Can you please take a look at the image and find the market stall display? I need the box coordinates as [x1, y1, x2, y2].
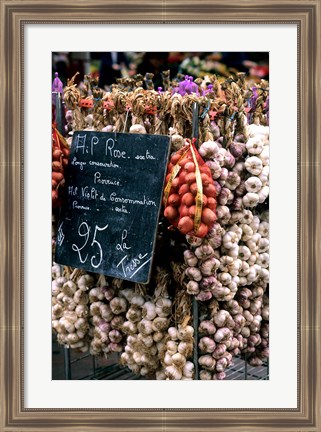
[52, 69, 269, 380]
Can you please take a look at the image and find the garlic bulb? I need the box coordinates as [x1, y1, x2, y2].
[129, 124, 146, 134]
[142, 301, 157, 320]
[137, 319, 154, 335]
[130, 295, 145, 307]
[77, 274, 94, 291]
[184, 250, 198, 267]
[244, 176, 262, 193]
[171, 352, 186, 368]
[177, 341, 193, 357]
[110, 297, 128, 315]
[245, 156, 263, 175]
[258, 185, 269, 203]
[185, 267, 203, 282]
[156, 369, 167, 380]
[259, 146, 269, 165]
[258, 221, 269, 237]
[223, 231, 239, 249]
[200, 370, 212, 380]
[155, 297, 172, 317]
[126, 305, 142, 323]
[62, 280, 77, 297]
[199, 140, 219, 159]
[152, 317, 169, 332]
[243, 192, 260, 208]
[170, 133, 185, 151]
[186, 280, 200, 295]
[165, 365, 183, 380]
[183, 361, 195, 379]
[198, 337, 216, 353]
[177, 325, 194, 341]
[195, 244, 215, 260]
[225, 172, 241, 190]
[246, 137, 264, 155]
[168, 327, 179, 340]
[198, 355, 216, 371]
[166, 340, 178, 355]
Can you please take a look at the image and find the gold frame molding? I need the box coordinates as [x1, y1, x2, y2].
[1, 1, 320, 431]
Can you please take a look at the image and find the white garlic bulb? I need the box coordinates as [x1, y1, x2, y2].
[165, 365, 183, 380]
[258, 185, 269, 203]
[259, 146, 269, 165]
[244, 176, 263, 193]
[246, 137, 264, 155]
[245, 156, 263, 175]
[243, 192, 260, 208]
[222, 231, 239, 249]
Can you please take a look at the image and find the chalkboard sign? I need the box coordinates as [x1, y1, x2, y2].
[55, 131, 171, 283]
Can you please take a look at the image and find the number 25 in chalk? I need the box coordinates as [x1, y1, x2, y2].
[72, 222, 109, 268]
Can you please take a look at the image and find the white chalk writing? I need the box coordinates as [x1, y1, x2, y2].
[89, 160, 120, 169]
[57, 222, 65, 246]
[116, 230, 131, 253]
[94, 172, 120, 186]
[105, 138, 127, 159]
[71, 157, 87, 170]
[74, 134, 87, 154]
[110, 193, 156, 207]
[72, 201, 90, 210]
[135, 150, 156, 160]
[116, 253, 150, 279]
[72, 221, 109, 268]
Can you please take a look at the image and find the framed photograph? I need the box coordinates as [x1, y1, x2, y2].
[1, 0, 320, 431]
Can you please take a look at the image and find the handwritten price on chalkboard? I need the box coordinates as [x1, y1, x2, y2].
[72, 222, 108, 268]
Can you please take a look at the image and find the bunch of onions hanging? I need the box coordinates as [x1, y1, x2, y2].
[51, 125, 70, 209]
[162, 139, 217, 238]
